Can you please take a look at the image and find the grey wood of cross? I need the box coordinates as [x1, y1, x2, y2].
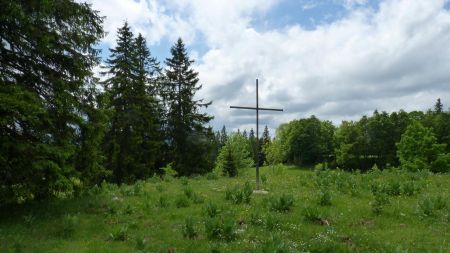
[230, 78, 283, 191]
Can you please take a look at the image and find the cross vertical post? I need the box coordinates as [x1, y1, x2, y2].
[230, 78, 283, 191]
[256, 79, 259, 190]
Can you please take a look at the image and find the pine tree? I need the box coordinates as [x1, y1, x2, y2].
[261, 125, 271, 164]
[249, 129, 258, 165]
[163, 38, 214, 175]
[0, 0, 104, 203]
[220, 125, 228, 147]
[103, 23, 163, 183]
[242, 130, 248, 139]
[435, 98, 443, 114]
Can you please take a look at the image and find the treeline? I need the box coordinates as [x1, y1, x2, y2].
[265, 99, 450, 172]
[0, 1, 215, 204]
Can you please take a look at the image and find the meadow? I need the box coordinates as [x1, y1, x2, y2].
[0, 165, 449, 253]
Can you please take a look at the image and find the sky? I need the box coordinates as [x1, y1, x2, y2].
[84, 0, 450, 135]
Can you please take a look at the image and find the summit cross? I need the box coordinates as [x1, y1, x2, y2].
[230, 78, 283, 191]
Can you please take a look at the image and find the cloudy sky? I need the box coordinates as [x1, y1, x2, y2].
[85, 0, 450, 134]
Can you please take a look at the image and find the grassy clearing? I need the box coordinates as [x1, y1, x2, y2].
[0, 165, 449, 252]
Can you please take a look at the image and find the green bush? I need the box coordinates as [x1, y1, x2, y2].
[268, 194, 294, 212]
[302, 206, 323, 223]
[264, 214, 281, 230]
[109, 225, 128, 241]
[157, 195, 170, 208]
[225, 182, 252, 204]
[371, 189, 390, 215]
[60, 214, 78, 238]
[204, 202, 219, 218]
[256, 234, 290, 253]
[182, 217, 197, 239]
[215, 133, 254, 177]
[318, 189, 332, 206]
[204, 216, 237, 242]
[175, 194, 191, 208]
[249, 212, 264, 226]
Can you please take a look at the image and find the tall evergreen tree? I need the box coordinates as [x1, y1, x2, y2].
[103, 23, 163, 183]
[0, 0, 104, 203]
[220, 125, 228, 147]
[163, 38, 214, 175]
[435, 98, 443, 114]
[261, 125, 271, 164]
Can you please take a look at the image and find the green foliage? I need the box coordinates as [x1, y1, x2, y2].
[60, 214, 78, 238]
[263, 139, 285, 166]
[397, 121, 450, 172]
[0, 0, 105, 204]
[371, 185, 391, 215]
[215, 133, 254, 177]
[264, 214, 282, 230]
[225, 182, 253, 204]
[182, 217, 197, 239]
[204, 202, 219, 218]
[157, 195, 170, 208]
[256, 235, 291, 253]
[103, 23, 164, 183]
[318, 189, 332, 206]
[416, 195, 448, 218]
[268, 194, 295, 212]
[109, 225, 128, 241]
[277, 116, 335, 166]
[204, 216, 237, 242]
[162, 38, 214, 176]
[302, 206, 323, 223]
[175, 194, 191, 208]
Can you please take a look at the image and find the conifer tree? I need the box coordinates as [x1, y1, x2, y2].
[0, 0, 104, 203]
[220, 125, 228, 147]
[163, 38, 214, 175]
[103, 23, 163, 183]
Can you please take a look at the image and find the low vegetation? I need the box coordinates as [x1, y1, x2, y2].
[1, 165, 448, 252]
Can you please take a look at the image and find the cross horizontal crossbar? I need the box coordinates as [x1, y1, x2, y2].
[230, 106, 283, 112]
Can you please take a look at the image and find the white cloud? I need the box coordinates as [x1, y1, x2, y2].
[85, 0, 450, 134]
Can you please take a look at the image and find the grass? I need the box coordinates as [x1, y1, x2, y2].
[0, 165, 449, 252]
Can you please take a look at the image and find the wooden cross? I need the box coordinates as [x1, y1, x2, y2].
[230, 78, 283, 190]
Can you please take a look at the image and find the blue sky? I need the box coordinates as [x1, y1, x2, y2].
[89, 0, 450, 134]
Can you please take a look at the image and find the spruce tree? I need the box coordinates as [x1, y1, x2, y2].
[220, 125, 228, 147]
[103, 23, 163, 183]
[0, 0, 104, 203]
[163, 38, 214, 175]
[435, 98, 443, 114]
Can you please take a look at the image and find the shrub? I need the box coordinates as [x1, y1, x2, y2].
[175, 195, 190, 208]
[268, 194, 294, 212]
[417, 195, 448, 218]
[183, 187, 194, 199]
[180, 177, 189, 185]
[204, 202, 219, 218]
[302, 206, 323, 223]
[417, 196, 435, 217]
[257, 235, 290, 253]
[60, 214, 78, 238]
[225, 182, 252, 204]
[264, 214, 281, 230]
[249, 212, 264, 226]
[157, 195, 169, 208]
[318, 189, 332, 206]
[135, 236, 147, 251]
[204, 216, 237, 242]
[182, 217, 197, 239]
[371, 190, 390, 215]
[215, 133, 254, 177]
[261, 174, 268, 185]
[109, 225, 128, 241]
